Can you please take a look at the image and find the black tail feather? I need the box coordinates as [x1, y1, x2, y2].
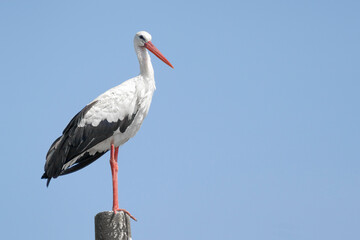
[41, 173, 52, 187]
[42, 151, 106, 186]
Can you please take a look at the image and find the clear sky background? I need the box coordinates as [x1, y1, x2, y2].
[1, 1, 359, 239]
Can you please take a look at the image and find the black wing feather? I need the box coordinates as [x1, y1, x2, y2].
[60, 151, 107, 176]
[42, 100, 137, 186]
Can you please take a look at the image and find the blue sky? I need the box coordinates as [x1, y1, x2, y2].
[1, 0, 359, 239]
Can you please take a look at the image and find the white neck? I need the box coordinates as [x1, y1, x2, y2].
[135, 45, 154, 78]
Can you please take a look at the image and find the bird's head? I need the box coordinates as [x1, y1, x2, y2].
[135, 31, 152, 47]
[134, 31, 174, 69]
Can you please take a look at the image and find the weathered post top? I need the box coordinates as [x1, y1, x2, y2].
[95, 211, 132, 240]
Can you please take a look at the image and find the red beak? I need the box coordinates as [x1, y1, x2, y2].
[144, 41, 174, 69]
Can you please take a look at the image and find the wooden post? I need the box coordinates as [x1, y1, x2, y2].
[95, 211, 132, 240]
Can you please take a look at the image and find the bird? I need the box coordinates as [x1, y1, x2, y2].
[42, 31, 173, 221]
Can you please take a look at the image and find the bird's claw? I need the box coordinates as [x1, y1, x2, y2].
[114, 208, 137, 221]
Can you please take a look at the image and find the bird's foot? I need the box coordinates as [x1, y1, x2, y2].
[113, 208, 137, 221]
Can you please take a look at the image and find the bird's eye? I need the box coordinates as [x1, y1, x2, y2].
[139, 35, 145, 41]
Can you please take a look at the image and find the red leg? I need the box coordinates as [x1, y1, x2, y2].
[110, 144, 119, 212]
[110, 144, 137, 221]
[114, 146, 119, 162]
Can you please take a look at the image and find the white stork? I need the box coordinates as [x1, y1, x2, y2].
[42, 31, 173, 220]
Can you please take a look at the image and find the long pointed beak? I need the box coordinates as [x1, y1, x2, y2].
[144, 41, 174, 69]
